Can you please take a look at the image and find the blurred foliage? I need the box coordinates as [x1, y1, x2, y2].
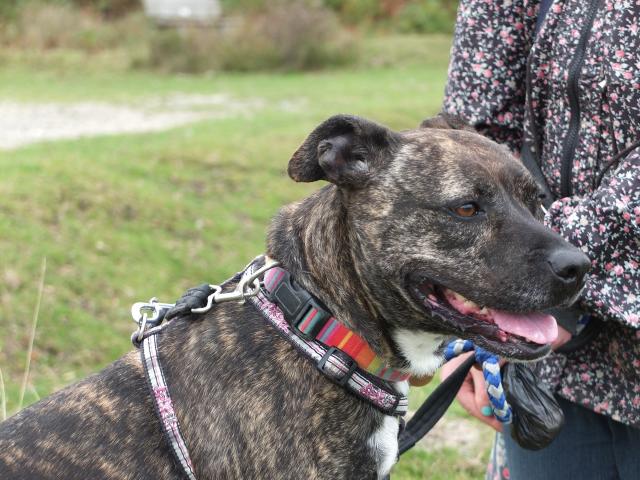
[0, 0, 140, 20]
[1, 1, 357, 72]
[324, 0, 457, 32]
[0, 0, 27, 21]
[393, 0, 456, 34]
[1, 0, 458, 30]
[222, 0, 458, 32]
[71, 0, 141, 19]
[325, 0, 382, 24]
[0, 0, 457, 70]
[0, 3, 148, 51]
[0, 0, 457, 71]
[143, 3, 356, 73]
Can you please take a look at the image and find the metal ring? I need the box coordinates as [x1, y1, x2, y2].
[242, 278, 261, 299]
[136, 312, 148, 342]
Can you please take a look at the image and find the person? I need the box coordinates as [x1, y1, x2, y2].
[440, 1, 640, 478]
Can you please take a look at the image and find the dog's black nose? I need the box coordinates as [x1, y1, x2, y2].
[548, 249, 590, 287]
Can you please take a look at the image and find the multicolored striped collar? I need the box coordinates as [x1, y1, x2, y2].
[263, 266, 411, 383]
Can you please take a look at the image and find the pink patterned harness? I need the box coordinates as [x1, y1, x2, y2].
[135, 258, 408, 480]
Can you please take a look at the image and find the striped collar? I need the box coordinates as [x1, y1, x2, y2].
[263, 266, 410, 383]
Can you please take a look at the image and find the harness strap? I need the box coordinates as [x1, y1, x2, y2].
[141, 334, 197, 480]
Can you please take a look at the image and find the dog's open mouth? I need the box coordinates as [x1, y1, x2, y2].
[409, 278, 557, 360]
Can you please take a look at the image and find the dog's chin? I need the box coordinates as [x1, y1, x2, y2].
[407, 277, 555, 361]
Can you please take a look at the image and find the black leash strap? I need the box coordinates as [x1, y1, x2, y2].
[398, 354, 476, 455]
[164, 283, 214, 321]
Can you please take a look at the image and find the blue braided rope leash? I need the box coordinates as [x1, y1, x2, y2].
[443, 339, 512, 423]
[397, 338, 512, 458]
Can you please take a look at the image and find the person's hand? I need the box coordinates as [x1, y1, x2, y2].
[440, 352, 503, 432]
[441, 327, 570, 432]
[552, 325, 572, 350]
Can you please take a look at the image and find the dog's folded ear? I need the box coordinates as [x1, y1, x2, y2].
[288, 115, 400, 187]
[420, 113, 476, 132]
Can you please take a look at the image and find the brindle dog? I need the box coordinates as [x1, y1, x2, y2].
[0, 114, 589, 479]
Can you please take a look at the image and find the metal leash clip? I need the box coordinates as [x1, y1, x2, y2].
[129, 260, 281, 345]
[131, 297, 175, 343]
[192, 261, 280, 314]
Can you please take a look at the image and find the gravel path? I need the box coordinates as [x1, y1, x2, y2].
[0, 94, 283, 150]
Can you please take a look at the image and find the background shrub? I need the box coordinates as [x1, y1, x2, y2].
[7, 3, 98, 49]
[0, 0, 456, 72]
[393, 0, 456, 34]
[220, 0, 456, 32]
[144, 28, 219, 73]
[70, 0, 142, 19]
[2, 2, 147, 51]
[0, 0, 141, 21]
[219, 0, 269, 12]
[145, 2, 356, 73]
[0, 0, 26, 21]
[326, 0, 382, 24]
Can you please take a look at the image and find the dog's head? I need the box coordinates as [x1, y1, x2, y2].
[286, 114, 589, 370]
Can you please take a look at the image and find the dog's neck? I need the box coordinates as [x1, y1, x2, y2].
[267, 185, 392, 359]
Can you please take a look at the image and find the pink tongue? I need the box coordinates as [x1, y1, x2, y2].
[490, 310, 558, 345]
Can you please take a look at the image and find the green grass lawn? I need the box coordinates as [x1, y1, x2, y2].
[0, 34, 489, 479]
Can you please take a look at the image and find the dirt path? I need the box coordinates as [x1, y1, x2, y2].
[0, 93, 294, 150]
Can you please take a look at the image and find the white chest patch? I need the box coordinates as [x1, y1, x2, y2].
[368, 414, 400, 478]
[393, 329, 445, 377]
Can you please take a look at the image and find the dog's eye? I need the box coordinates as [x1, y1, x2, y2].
[454, 202, 480, 217]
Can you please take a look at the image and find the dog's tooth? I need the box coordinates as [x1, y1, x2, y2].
[453, 291, 466, 301]
[448, 289, 481, 311]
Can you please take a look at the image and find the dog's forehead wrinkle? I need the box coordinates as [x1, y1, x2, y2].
[496, 166, 538, 202]
[388, 139, 514, 205]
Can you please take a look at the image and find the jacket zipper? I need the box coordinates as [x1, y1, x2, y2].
[559, 0, 601, 197]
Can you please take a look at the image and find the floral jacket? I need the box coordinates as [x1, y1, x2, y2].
[443, 0, 640, 427]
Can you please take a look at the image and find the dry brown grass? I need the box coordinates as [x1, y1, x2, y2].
[17, 257, 46, 411]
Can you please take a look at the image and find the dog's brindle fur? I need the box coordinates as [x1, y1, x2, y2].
[0, 115, 587, 479]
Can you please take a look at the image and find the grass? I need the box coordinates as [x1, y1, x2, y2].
[0, 34, 489, 479]
[394, 448, 487, 480]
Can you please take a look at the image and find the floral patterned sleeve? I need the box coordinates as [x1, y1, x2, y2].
[442, 0, 538, 154]
[544, 151, 640, 328]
